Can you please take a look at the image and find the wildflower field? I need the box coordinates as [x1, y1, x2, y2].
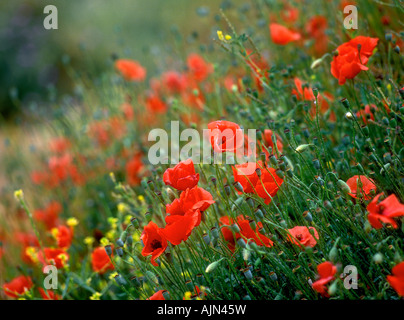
[1, 0, 404, 303]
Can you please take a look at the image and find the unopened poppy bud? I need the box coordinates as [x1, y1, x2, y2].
[210, 227, 219, 239]
[390, 118, 397, 128]
[224, 184, 231, 195]
[202, 233, 210, 245]
[394, 45, 400, 54]
[269, 271, 278, 281]
[249, 220, 256, 230]
[114, 274, 127, 286]
[131, 217, 139, 229]
[130, 276, 141, 287]
[373, 253, 383, 264]
[237, 238, 247, 248]
[231, 223, 240, 233]
[242, 248, 251, 261]
[255, 167, 262, 177]
[115, 247, 124, 257]
[116, 239, 124, 247]
[329, 247, 338, 263]
[246, 197, 254, 207]
[275, 169, 284, 179]
[345, 112, 354, 120]
[312, 87, 319, 98]
[296, 144, 310, 153]
[234, 182, 244, 193]
[185, 280, 194, 292]
[105, 245, 113, 256]
[243, 267, 253, 280]
[337, 179, 351, 195]
[162, 290, 170, 300]
[255, 208, 264, 219]
[303, 211, 313, 222]
[312, 158, 320, 170]
[147, 180, 155, 191]
[126, 235, 133, 246]
[341, 98, 350, 109]
[120, 230, 128, 243]
[328, 281, 338, 296]
[385, 33, 392, 42]
[145, 212, 152, 223]
[166, 188, 177, 202]
[324, 200, 333, 210]
[269, 154, 277, 166]
[310, 58, 323, 69]
[205, 258, 224, 273]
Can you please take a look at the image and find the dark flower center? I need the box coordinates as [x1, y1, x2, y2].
[150, 239, 162, 251]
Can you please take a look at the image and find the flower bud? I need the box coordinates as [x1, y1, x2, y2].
[104, 244, 113, 256]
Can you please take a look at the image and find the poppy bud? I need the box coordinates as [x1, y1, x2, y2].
[296, 144, 310, 153]
[303, 211, 312, 222]
[115, 247, 124, 257]
[243, 267, 253, 280]
[126, 235, 133, 246]
[249, 220, 256, 230]
[237, 238, 247, 248]
[205, 258, 224, 273]
[114, 274, 127, 286]
[345, 112, 355, 120]
[131, 217, 140, 229]
[116, 239, 124, 247]
[246, 197, 254, 208]
[269, 154, 277, 166]
[224, 185, 231, 196]
[310, 58, 323, 69]
[105, 244, 113, 256]
[145, 212, 152, 223]
[211, 227, 219, 239]
[166, 188, 177, 202]
[329, 247, 338, 263]
[243, 295, 252, 300]
[385, 33, 392, 42]
[231, 223, 240, 233]
[185, 280, 194, 292]
[340, 98, 350, 110]
[255, 167, 262, 177]
[312, 158, 320, 170]
[130, 276, 141, 287]
[234, 182, 244, 193]
[269, 271, 278, 281]
[324, 200, 333, 210]
[373, 253, 383, 264]
[162, 290, 170, 300]
[255, 208, 264, 220]
[337, 179, 351, 195]
[394, 45, 400, 54]
[275, 169, 284, 179]
[328, 281, 338, 296]
[147, 180, 155, 191]
[120, 231, 128, 243]
[202, 233, 210, 245]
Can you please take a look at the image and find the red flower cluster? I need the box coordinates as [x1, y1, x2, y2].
[142, 159, 214, 265]
[312, 261, 337, 297]
[233, 161, 283, 204]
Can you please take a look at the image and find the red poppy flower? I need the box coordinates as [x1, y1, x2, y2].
[161, 210, 200, 245]
[306, 16, 327, 38]
[233, 162, 261, 193]
[281, 6, 299, 23]
[91, 246, 114, 274]
[53, 225, 73, 249]
[148, 290, 166, 300]
[38, 248, 69, 269]
[312, 261, 337, 297]
[162, 71, 187, 94]
[208, 120, 244, 153]
[346, 175, 376, 200]
[287, 226, 319, 248]
[187, 54, 213, 82]
[3, 275, 33, 298]
[387, 262, 404, 296]
[141, 221, 168, 266]
[146, 94, 167, 113]
[237, 217, 274, 248]
[253, 166, 284, 204]
[166, 186, 215, 220]
[356, 104, 376, 124]
[269, 23, 301, 45]
[126, 153, 145, 186]
[38, 288, 61, 300]
[163, 159, 199, 191]
[367, 193, 404, 229]
[34, 201, 62, 230]
[115, 59, 146, 81]
[49, 137, 71, 154]
[292, 77, 315, 101]
[245, 49, 270, 92]
[261, 129, 283, 154]
[331, 36, 379, 85]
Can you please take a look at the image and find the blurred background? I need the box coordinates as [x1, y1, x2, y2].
[0, 0, 246, 120]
